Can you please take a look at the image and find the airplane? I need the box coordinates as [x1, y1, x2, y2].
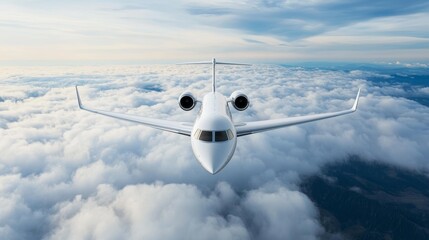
[75, 58, 360, 174]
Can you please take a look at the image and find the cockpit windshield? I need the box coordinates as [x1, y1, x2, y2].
[215, 131, 228, 141]
[194, 129, 234, 142]
[199, 130, 212, 142]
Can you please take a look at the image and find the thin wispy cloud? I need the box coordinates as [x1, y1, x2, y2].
[0, 0, 428, 64]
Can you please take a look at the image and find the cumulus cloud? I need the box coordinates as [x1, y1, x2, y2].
[0, 64, 428, 239]
[45, 182, 320, 240]
[47, 183, 249, 240]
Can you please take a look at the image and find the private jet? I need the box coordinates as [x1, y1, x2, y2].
[75, 58, 360, 174]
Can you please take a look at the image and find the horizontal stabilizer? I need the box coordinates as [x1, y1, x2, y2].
[176, 61, 212, 65]
[177, 61, 251, 66]
[177, 58, 251, 93]
[216, 62, 251, 66]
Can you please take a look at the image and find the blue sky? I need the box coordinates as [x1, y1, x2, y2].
[0, 0, 429, 65]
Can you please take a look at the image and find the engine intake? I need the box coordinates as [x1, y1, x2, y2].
[230, 91, 249, 111]
[179, 92, 196, 111]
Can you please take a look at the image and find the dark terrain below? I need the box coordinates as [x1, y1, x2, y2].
[300, 158, 429, 240]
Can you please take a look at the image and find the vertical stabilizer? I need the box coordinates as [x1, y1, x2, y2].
[212, 58, 216, 92]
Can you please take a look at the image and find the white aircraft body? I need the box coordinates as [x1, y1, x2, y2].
[76, 58, 360, 174]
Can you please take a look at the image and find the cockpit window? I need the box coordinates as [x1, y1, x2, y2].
[194, 129, 201, 138]
[227, 129, 234, 140]
[195, 129, 234, 142]
[215, 131, 228, 142]
[199, 130, 212, 142]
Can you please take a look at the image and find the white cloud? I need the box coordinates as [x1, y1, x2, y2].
[0, 64, 428, 239]
[45, 182, 321, 240]
[242, 187, 322, 240]
[46, 182, 252, 240]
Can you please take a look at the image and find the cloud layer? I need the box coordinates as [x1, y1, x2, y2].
[0, 64, 428, 239]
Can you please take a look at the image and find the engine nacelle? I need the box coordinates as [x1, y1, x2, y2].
[230, 91, 249, 111]
[179, 91, 197, 111]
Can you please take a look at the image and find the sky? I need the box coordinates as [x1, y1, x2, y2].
[1, 0, 429, 65]
[0, 64, 428, 239]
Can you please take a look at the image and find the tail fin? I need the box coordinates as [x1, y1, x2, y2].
[177, 58, 250, 92]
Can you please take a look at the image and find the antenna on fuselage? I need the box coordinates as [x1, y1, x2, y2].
[177, 58, 251, 93]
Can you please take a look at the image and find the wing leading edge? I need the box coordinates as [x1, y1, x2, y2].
[236, 89, 361, 137]
[75, 86, 193, 136]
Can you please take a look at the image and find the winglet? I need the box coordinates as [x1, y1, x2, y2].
[351, 88, 361, 111]
[75, 85, 83, 109]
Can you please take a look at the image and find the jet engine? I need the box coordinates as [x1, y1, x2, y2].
[179, 91, 197, 111]
[230, 91, 249, 111]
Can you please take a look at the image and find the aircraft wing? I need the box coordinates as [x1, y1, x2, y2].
[75, 86, 193, 136]
[235, 89, 361, 137]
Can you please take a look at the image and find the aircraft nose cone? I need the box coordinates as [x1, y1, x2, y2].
[203, 155, 227, 175]
[198, 145, 230, 174]
[192, 141, 236, 174]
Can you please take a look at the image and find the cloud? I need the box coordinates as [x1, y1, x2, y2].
[46, 183, 250, 240]
[45, 182, 321, 240]
[186, 0, 429, 40]
[0, 64, 428, 239]
[241, 186, 322, 239]
[1, 1, 429, 64]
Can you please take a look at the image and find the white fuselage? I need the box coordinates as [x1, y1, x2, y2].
[191, 92, 237, 174]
